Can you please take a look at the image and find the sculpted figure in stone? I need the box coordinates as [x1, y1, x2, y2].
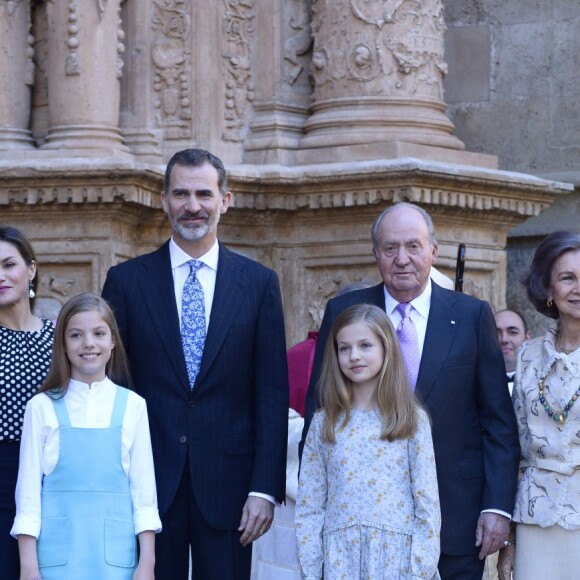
[310, 0, 447, 100]
[222, 0, 255, 141]
[151, 0, 192, 137]
[284, 0, 313, 85]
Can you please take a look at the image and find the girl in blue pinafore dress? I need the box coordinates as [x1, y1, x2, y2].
[12, 293, 161, 580]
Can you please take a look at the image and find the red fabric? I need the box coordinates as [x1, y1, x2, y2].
[287, 331, 319, 417]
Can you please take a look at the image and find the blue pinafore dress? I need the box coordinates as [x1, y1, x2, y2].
[37, 387, 137, 579]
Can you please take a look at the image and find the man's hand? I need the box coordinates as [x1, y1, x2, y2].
[475, 512, 510, 559]
[497, 543, 515, 580]
[238, 496, 274, 547]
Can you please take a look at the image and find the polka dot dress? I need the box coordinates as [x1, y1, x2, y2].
[0, 319, 54, 441]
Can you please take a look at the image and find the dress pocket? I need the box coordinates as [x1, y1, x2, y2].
[104, 518, 137, 568]
[38, 516, 70, 568]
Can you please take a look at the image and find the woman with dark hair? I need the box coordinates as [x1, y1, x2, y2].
[0, 226, 55, 578]
[499, 231, 580, 579]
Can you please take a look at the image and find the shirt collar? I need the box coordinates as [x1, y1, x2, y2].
[68, 376, 113, 391]
[384, 278, 432, 320]
[169, 238, 219, 272]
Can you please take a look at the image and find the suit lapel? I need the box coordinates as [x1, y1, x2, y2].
[416, 283, 460, 403]
[194, 245, 247, 387]
[136, 242, 190, 390]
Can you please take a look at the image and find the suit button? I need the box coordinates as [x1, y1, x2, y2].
[179, 436, 187, 444]
[188, 400, 195, 407]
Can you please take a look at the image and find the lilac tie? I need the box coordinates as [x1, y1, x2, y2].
[181, 260, 206, 389]
[395, 302, 420, 389]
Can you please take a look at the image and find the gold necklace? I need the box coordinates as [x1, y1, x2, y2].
[555, 330, 580, 355]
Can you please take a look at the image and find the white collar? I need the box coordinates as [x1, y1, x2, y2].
[169, 238, 219, 272]
[384, 278, 432, 320]
[68, 376, 113, 392]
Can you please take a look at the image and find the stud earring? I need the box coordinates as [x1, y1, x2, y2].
[29, 281, 35, 299]
[547, 298, 553, 308]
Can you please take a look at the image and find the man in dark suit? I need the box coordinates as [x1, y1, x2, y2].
[102, 148, 289, 579]
[302, 202, 520, 580]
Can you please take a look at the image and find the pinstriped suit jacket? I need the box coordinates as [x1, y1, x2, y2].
[102, 241, 288, 529]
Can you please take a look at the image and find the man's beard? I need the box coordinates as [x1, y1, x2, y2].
[169, 211, 216, 241]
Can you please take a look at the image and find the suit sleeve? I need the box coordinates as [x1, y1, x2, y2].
[476, 301, 521, 514]
[102, 265, 129, 353]
[300, 298, 336, 460]
[251, 270, 289, 502]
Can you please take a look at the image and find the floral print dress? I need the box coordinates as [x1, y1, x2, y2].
[296, 408, 440, 580]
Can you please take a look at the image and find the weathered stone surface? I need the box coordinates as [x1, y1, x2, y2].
[0, 1, 575, 343]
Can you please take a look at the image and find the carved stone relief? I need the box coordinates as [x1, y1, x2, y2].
[283, 0, 312, 86]
[310, 0, 447, 101]
[151, 0, 192, 139]
[65, 0, 80, 76]
[307, 267, 378, 330]
[33, 265, 86, 319]
[222, 0, 255, 142]
[116, 2, 125, 79]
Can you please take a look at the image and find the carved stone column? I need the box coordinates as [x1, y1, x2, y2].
[243, 0, 312, 164]
[0, 0, 35, 150]
[119, 0, 163, 162]
[41, 0, 128, 152]
[298, 0, 465, 163]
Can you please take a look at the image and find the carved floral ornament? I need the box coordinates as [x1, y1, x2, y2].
[310, 0, 447, 99]
[222, 0, 255, 142]
[151, 0, 192, 139]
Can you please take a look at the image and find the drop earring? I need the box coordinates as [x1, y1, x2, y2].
[547, 298, 553, 308]
[29, 281, 35, 299]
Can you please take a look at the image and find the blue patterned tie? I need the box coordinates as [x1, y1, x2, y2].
[181, 260, 206, 389]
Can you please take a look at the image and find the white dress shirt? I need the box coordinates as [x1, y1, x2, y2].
[168, 238, 275, 506]
[11, 377, 162, 538]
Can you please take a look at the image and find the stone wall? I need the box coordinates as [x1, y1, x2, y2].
[444, 1, 580, 335]
[0, 0, 573, 344]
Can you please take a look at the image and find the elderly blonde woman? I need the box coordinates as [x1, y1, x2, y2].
[499, 231, 580, 579]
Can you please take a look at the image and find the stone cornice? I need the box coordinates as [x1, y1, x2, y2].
[0, 159, 164, 209]
[0, 157, 572, 221]
[227, 158, 573, 218]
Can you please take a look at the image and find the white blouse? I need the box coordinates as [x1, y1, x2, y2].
[11, 377, 162, 538]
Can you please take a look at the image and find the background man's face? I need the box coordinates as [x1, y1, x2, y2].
[494, 310, 529, 373]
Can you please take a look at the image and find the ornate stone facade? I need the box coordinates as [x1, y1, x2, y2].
[0, 1, 572, 343]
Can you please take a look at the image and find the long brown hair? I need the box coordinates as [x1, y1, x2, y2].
[40, 293, 132, 397]
[319, 304, 419, 442]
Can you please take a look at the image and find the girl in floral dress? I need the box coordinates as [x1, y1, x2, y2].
[296, 304, 440, 579]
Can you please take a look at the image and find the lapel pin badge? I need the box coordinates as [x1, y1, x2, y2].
[451, 320, 456, 325]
